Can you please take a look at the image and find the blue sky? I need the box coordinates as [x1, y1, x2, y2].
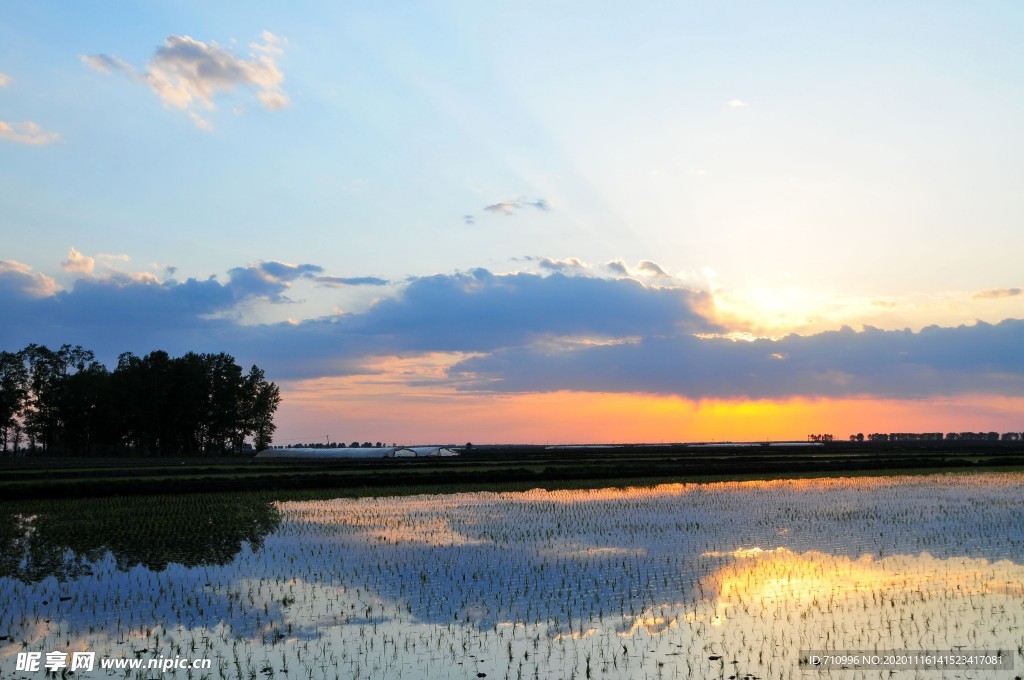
[3, 2, 1023, 442]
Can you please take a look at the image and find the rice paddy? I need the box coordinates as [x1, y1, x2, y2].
[2, 472, 1023, 679]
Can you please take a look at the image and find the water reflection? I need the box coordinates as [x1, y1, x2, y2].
[0, 493, 280, 581]
[1, 473, 1023, 679]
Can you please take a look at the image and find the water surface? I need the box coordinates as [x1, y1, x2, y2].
[2, 473, 1022, 678]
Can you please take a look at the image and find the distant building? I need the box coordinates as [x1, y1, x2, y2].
[255, 445, 459, 459]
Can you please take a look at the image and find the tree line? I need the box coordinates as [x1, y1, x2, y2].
[849, 431, 1023, 442]
[0, 344, 280, 456]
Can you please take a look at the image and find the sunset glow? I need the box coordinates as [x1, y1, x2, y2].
[278, 374, 1024, 444]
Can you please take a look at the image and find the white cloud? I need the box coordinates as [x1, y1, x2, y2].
[83, 31, 289, 129]
[0, 73, 11, 87]
[251, 30, 286, 56]
[188, 111, 213, 132]
[256, 89, 290, 111]
[0, 120, 59, 145]
[483, 201, 519, 215]
[605, 260, 629, 276]
[80, 54, 134, 75]
[98, 252, 131, 265]
[61, 247, 95, 274]
[726, 99, 748, 108]
[638, 260, 670, 278]
[537, 257, 588, 273]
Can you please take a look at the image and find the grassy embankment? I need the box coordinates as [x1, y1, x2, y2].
[2, 440, 1023, 500]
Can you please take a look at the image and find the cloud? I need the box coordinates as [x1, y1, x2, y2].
[188, 111, 213, 132]
[58, 248, 158, 279]
[0, 120, 59, 145]
[61, 247, 95, 274]
[6, 256, 1024, 403]
[973, 287, 1022, 300]
[1, 259, 719, 378]
[638, 260, 670, 278]
[256, 90, 289, 111]
[596, 260, 673, 280]
[351, 269, 715, 352]
[452, 321, 1024, 399]
[726, 99, 748, 108]
[481, 196, 549, 216]
[0, 266, 240, 359]
[83, 31, 288, 129]
[483, 201, 519, 215]
[226, 261, 322, 302]
[0, 73, 11, 87]
[80, 54, 134, 75]
[537, 257, 588, 274]
[314, 275, 389, 288]
[605, 260, 629, 276]
[0, 260, 58, 298]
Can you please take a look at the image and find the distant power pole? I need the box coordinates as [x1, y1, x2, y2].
[326, 435, 330, 446]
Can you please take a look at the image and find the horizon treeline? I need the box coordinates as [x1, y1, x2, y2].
[0, 344, 280, 456]
[848, 431, 1023, 442]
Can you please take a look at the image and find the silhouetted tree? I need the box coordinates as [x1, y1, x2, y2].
[0, 344, 280, 456]
[0, 351, 29, 453]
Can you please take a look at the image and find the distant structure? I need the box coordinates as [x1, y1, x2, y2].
[255, 446, 459, 459]
[407, 446, 458, 457]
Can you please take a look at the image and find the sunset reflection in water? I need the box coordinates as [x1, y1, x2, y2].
[2, 473, 1022, 679]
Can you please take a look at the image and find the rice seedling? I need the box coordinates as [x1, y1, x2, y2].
[1, 472, 1022, 678]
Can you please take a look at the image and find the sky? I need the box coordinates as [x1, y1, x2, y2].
[2, 1, 1024, 444]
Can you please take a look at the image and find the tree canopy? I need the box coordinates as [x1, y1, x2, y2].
[0, 344, 280, 456]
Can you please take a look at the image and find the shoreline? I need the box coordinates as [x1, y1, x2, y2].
[2, 441, 1023, 501]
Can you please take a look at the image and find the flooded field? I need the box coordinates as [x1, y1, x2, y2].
[2, 472, 1023, 678]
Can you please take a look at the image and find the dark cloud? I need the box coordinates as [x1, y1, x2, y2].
[973, 287, 1022, 300]
[5, 259, 1024, 401]
[226, 261, 322, 301]
[0, 263, 716, 380]
[314, 275, 389, 288]
[451, 321, 1024, 399]
[0, 272, 236, 363]
[345, 269, 716, 352]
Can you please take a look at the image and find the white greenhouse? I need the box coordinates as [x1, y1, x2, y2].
[256, 446, 460, 459]
[256, 447, 412, 459]
[407, 446, 459, 457]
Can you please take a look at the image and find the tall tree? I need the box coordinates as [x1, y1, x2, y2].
[244, 365, 280, 452]
[0, 351, 29, 453]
